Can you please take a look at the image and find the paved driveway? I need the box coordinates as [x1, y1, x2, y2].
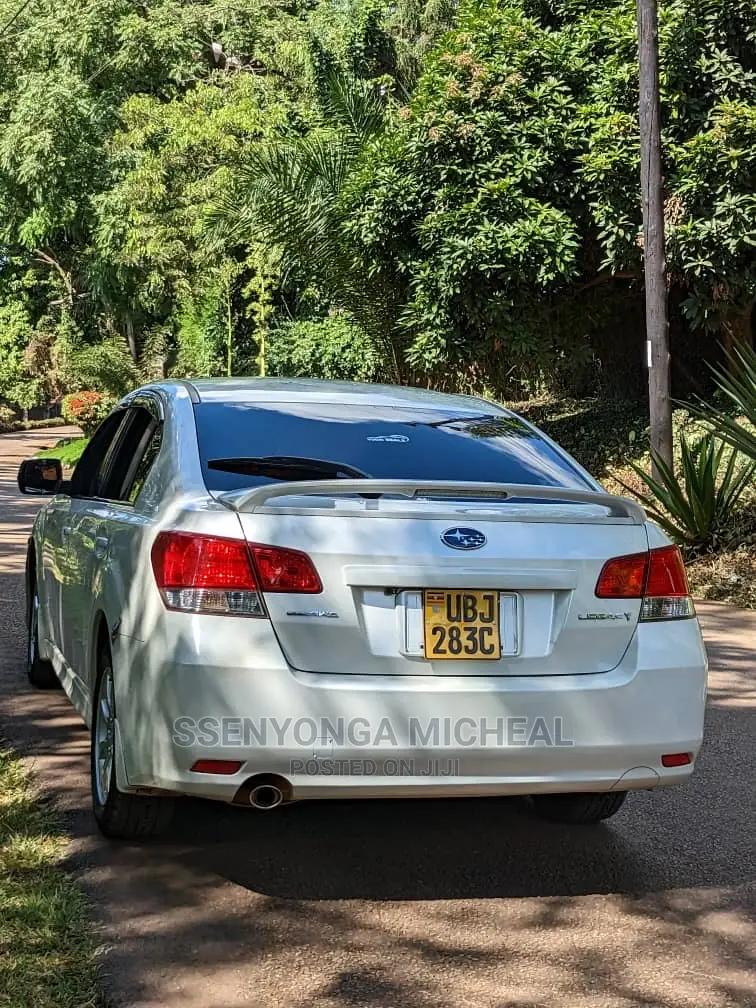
[1, 429, 754, 1008]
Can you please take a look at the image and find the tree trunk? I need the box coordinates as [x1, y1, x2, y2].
[722, 300, 755, 366]
[637, 0, 672, 478]
[124, 317, 138, 362]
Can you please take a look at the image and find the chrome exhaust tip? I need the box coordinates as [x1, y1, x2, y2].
[233, 773, 291, 809]
[249, 783, 284, 810]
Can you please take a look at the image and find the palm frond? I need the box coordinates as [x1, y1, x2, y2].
[204, 71, 404, 378]
[687, 340, 756, 462]
[319, 72, 387, 141]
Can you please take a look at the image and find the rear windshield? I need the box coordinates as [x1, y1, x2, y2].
[193, 402, 592, 493]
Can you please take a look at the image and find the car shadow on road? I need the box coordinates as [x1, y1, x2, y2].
[59, 778, 755, 1008]
[160, 793, 657, 900]
[156, 719, 753, 902]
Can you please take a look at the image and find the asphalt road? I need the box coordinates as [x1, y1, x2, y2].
[1, 428, 754, 1008]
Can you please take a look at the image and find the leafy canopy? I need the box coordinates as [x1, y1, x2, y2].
[344, 0, 756, 383]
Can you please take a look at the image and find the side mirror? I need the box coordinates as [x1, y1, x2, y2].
[17, 458, 64, 495]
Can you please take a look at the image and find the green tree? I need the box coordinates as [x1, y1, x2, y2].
[52, 315, 139, 398]
[344, 0, 756, 388]
[0, 302, 40, 408]
[213, 72, 405, 377]
[0, 0, 317, 376]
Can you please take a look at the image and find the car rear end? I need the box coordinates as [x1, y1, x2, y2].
[121, 387, 707, 806]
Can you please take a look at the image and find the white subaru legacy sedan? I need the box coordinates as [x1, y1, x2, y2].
[19, 379, 707, 839]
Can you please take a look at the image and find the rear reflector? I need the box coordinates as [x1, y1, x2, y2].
[661, 753, 691, 768]
[596, 545, 694, 620]
[151, 532, 321, 616]
[190, 759, 243, 775]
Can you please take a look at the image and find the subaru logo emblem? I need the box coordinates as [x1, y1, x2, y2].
[441, 527, 487, 550]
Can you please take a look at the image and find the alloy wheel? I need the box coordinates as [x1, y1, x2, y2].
[94, 666, 116, 806]
[28, 593, 39, 667]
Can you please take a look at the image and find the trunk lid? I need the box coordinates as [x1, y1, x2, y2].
[220, 481, 648, 677]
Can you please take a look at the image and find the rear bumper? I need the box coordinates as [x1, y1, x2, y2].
[116, 617, 708, 802]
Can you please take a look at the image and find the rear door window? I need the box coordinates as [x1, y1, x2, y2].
[192, 402, 591, 492]
[99, 407, 160, 503]
[126, 425, 163, 504]
[70, 410, 130, 498]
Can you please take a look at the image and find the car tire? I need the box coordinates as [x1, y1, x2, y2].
[91, 643, 175, 840]
[530, 791, 627, 824]
[26, 559, 59, 690]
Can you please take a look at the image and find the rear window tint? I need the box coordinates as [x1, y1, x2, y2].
[192, 401, 592, 493]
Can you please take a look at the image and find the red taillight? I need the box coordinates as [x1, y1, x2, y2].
[152, 532, 256, 591]
[645, 545, 689, 597]
[249, 543, 322, 594]
[595, 552, 648, 598]
[596, 545, 694, 620]
[151, 532, 322, 615]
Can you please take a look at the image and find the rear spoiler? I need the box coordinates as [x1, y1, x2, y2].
[217, 480, 646, 524]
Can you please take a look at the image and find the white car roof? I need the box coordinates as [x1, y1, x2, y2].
[177, 378, 509, 414]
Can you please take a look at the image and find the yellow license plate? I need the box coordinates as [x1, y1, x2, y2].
[423, 590, 501, 660]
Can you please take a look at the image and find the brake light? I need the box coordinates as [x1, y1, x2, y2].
[641, 545, 694, 620]
[644, 545, 689, 596]
[596, 545, 694, 620]
[151, 531, 263, 616]
[151, 532, 321, 616]
[153, 533, 256, 590]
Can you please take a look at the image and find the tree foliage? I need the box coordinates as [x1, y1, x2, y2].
[344, 0, 756, 388]
[0, 0, 753, 407]
[267, 314, 383, 381]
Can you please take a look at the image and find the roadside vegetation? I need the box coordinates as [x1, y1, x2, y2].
[0, 407, 68, 435]
[0, 0, 753, 402]
[0, 749, 100, 1008]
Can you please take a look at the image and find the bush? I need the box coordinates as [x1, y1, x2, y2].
[61, 391, 116, 436]
[53, 319, 139, 399]
[14, 418, 69, 432]
[267, 315, 384, 383]
[0, 404, 17, 432]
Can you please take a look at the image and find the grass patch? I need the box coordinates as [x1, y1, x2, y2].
[0, 749, 101, 1008]
[34, 437, 89, 468]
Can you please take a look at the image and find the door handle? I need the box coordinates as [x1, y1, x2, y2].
[94, 536, 110, 558]
[61, 525, 73, 540]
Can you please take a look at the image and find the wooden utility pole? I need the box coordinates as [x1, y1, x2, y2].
[637, 0, 672, 476]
